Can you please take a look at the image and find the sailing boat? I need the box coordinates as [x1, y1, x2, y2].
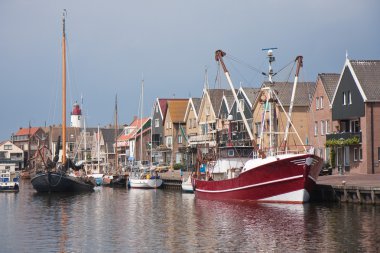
[129, 79, 163, 189]
[103, 95, 127, 187]
[193, 50, 323, 203]
[31, 11, 95, 193]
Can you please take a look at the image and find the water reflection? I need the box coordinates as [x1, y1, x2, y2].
[0, 180, 379, 252]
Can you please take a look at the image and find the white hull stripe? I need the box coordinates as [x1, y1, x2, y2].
[261, 189, 310, 203]
[196, 175, 303, 193]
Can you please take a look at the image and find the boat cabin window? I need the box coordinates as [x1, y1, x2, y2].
[228, 150, 234, 157]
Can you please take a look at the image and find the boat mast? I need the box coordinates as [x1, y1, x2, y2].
[82, 95, 87, 160]
[215, 50, 255, 143]
[62, 10, 67, 165]
[97, 124, 100, 172]
[267, 49, 276, 156]
[283, 56, 303, 152]
[115, 94, 119, 172]
[140, 79, 144, 162]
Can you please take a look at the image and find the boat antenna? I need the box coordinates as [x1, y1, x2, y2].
[261, 47, 277, 84]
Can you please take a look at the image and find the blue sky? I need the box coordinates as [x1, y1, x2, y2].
[1, 0, 379, 140]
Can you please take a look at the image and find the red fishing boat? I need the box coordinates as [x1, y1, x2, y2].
[193, 50, 323, 203]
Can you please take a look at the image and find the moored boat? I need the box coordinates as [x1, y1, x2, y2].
[0, 163, 20, 193]
[129, 168, 163, 189]
[181, 175, 194, 193]
[31, 11, 95, 193]
[193, 50, 323, 203]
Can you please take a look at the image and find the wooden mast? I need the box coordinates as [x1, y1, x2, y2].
[115, 94, 119, 173]
[62, 10, 67, 165]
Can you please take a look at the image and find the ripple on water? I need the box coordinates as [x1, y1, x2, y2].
[1, 180, 380, 252]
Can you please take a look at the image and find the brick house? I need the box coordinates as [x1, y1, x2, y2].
[328, 59, 380, 174]
[308, 73, 340, 164]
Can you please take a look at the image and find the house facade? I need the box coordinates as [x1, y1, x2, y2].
[308, 73, 340, 165]
[12, 127, 48, 167]
[328, 59, 380, 174]
[0, 141, 24, 170]
[184, 97, 201, 168]
[162, 99, 188, 167]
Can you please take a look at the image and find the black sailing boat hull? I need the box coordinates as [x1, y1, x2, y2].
[31, 172, 94, 193]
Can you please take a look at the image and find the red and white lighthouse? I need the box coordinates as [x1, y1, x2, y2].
[70, 102, 83, 128]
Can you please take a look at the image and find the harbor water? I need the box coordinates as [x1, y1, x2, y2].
[1, 179, 380, 252]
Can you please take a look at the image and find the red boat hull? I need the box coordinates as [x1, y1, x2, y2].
[194, 154, 323, 203]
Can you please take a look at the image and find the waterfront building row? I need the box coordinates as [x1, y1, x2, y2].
[3, 57, 380, 174]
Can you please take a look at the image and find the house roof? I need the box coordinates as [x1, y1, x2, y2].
[192, 98, 201, 115]
[101, 128, 123, 153]
[158, 99, 168, 119]
[318, 73, 340, 102]
[207, 89, 227, 113]
[118, 118, 150, 142]
[350, 60, 380, 101]
[49, 127, 82, 142]
[241, 87, 261, 106]
[14, 127, 41, 136]
[167, 100, 189, 123]
[263, 81, 315, 106]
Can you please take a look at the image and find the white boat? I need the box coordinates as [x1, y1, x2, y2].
[181, 175, 193, 193]
[0, 163, 20, 192]
[128, 79, 163, 189]
[129, 170, 163, 189]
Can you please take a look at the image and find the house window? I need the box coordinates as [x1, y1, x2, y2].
[155, 119, 159, 128]
[320, 96, 324, 109]
[155, 106, 158, 113]
[178, 135, 182, 144]
[378, 147, 380, 161]
[348, 91, 352, 105]
[319, 148, 324, 159]
[255, 122, 261, 137]
[320, 121, 325, 136]
[316, 97, 319, 110]
[343, 92, 347, 105]
[325, 147, 330, 163]
[359, 147, 363, 161]
[206, 106, 210, 116]
[201, 124, 208, 135]
[350, 120, 360, 133]
[166, 136, 172, 148]
[325, 120, 330, 134]
[227, 149, 234, 157]
[169, 122, 172, 129]
[354, 148, 358, 161]
[4, 145, 12, 150]
[238, 99, 245, 113]
[192, 118, 196, 129]
[314, 121, 318, 136]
